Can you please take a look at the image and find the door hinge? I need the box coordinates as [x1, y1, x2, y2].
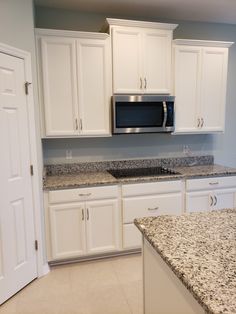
[35, 240, 38, 251]
[30, 165, 34, 176]
[24, 81, 32, 95]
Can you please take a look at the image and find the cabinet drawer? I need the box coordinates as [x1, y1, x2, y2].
[123, 193, 182, 223]
[186, 176, 236, 191]
[49, 185, 118, 204]
[122, 180, 182, 197]
[123, 224, 142, 249]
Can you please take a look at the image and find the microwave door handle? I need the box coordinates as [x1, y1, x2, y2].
[162, 101, 167, 128]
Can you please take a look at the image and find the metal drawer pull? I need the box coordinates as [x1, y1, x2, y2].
[75, 118, 78, 130]
[201, 118, 204, 128]
[209, 182, 219, 185]
[87, 208, 89, 220]
[79, 193, 92, 197]
[197, 118, 201, 128]
[82, 209, 84, 221]
[210, 195, 214, 206]
[148, 206, 159, 211]
[214, 196, 217, 206]
[144, 77, 147, 89]
[140, 78, 143, 89]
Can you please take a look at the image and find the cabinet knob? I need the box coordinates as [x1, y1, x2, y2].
[80, 119, 83, 131]
[87, 208, 89, 220]
[148, 206, 159, 211]
[209, 182, 219, 186]
[82, 209, 84, 221]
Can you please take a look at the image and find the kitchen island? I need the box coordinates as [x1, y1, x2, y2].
[135, 209, 236, 314]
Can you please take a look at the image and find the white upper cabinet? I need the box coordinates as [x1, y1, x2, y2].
[36, 29, 112, 138]
[104, 19, 178, 94]
[173, 39, 233, 134]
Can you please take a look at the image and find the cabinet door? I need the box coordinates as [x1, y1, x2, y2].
[77, 38, 111, 136]
[200, 47, 228, 132]
[174, 46, 202, 133]
[41, 37, 78, 136]
[112, 28, 142, 94]
[86, 199, 120, 254]
[49, 203, 86, 260]
[143, 30, 172, 94]
[186, 191, 210, 213]
[212, 188, 236, 210]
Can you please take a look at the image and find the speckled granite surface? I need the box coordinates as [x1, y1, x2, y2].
[134, 209, 236, 314]
[43, 163, 236, 190]
[172, 164, 236, 178]
[44, 171, 117, 190]
[45, 155, 214, 175]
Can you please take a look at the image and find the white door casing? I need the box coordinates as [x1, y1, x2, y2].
[0, 52, 37, 304]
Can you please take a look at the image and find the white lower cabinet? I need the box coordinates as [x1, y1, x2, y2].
[45, 186, 120, 261]
[122, 180, 183, 249]
[186, 176, 236, 213]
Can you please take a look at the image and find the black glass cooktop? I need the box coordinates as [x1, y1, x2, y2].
[108, 167, 180, 179]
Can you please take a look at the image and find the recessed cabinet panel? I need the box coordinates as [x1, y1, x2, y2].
[112, 28, 142, 94]
[186, 191, 210, 213]
[174, 46, 201, 132]
[41, 37, 78, 136]
[77, 39, 110, 135]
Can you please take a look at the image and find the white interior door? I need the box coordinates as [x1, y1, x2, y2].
[0, 52, 37, 304]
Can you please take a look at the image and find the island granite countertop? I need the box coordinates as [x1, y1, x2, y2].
[43, 163, 236, 190]
[134, 209, 236, 314]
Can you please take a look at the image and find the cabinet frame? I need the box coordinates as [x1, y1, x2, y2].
[104, 18, 178, 95]
[36, 28, 112, 138]
[173, 39, 233, 134]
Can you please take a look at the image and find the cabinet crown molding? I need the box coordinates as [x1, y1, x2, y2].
[101, 18, 178, 32]
[35, 28, 110, 40]
[173, 39, 234, 48]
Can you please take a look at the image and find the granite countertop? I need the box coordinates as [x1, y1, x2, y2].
[43, 163, 236, 190]
[134, 209, 236, 314]
[172, 164, 236, 178]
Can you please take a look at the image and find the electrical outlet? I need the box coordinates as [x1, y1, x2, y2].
[66, 149, 72, 160]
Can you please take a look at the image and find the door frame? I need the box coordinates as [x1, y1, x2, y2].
[0, 42, 48, 277]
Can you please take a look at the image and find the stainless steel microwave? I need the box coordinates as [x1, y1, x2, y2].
[112, 95, 175, 134]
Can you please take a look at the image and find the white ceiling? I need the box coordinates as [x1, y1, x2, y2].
[34, 0, 236, 24]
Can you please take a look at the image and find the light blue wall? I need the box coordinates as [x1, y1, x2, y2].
[35, 6, 236, 167]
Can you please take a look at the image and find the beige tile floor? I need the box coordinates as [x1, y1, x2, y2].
[0, 254, 143, 314]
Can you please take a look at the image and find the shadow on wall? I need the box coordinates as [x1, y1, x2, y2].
[43, 133, 214, 164]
